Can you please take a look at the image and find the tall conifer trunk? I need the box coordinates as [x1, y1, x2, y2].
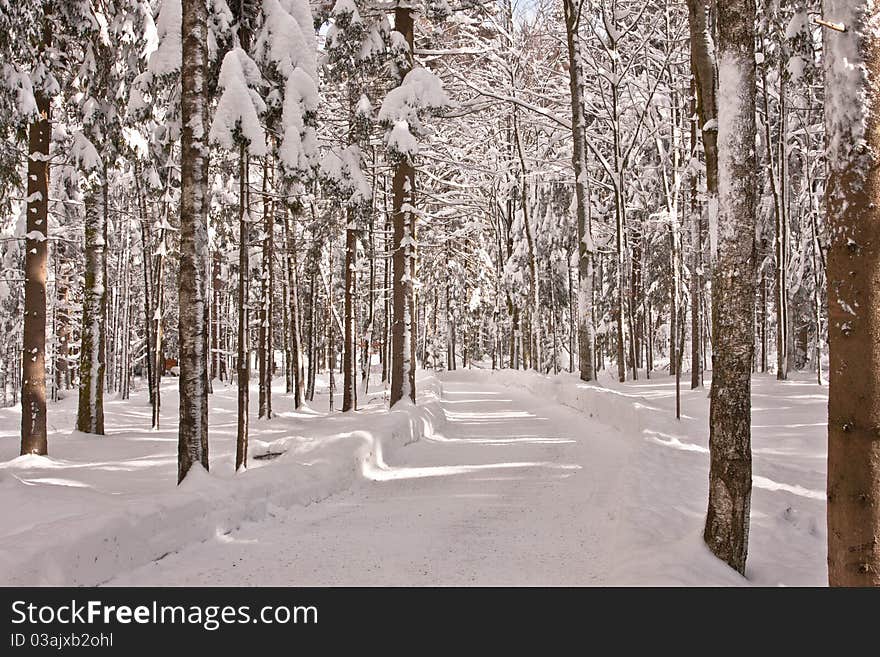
[390, 5, 416, 406]
[703, 0, 757, 574]
[825, 0, 880, 586]
[76, 178, 108, 435]
[20, 14, 51, 454]
[178, 0, 210, 483]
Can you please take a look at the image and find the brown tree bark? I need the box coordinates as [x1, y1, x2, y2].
[703, 0, 757, 575]
[686, 0, 717, 391]
[151, 216, 166, 430]
[759, 41, 788, 381]
[689, 89, 703, 389]
[825, 0, 880, 586]
[177, 0, 211, 483]
[54, 257, 71, 394]
[211, 250, 222, 381]
[76, 178, 107, 435]
[20, 50, 51, 455]
[777, 58, 790, 380]
[342, 213, 358, 411]
[327, 231, 336, 411]
[389, 5, 417, 406]
[362, 154, 378, 394]
[286, 208, 305, 408]
[236, 143, 250, 471]
[686, 0, 718, 199]
[134, 164, 155, 405]
[258, 154, 274, 419]
[306, 265, 316, 401]
[119, 215, 132, 400]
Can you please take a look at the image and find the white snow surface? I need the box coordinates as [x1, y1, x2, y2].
[0, 369, 827, 586]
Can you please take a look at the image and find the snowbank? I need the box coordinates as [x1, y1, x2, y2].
[0, 375, 446, 586]
[460, 368, 665, 438]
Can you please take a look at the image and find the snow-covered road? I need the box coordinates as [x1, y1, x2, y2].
[108, 373, 632, 586]
[0, 366, 826, 586]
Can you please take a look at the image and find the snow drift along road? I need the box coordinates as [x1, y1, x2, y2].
[0, 376, 445, 586]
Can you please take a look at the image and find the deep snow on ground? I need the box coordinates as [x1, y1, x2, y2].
[0, 367, 827, 586]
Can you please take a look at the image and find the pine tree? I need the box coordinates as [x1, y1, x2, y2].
[380, 2, 449, 406]
[258, 0, 320, 414]
[211, 7, 267, 469]
[323, 0, 383, 413]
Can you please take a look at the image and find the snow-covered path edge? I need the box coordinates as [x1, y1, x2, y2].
[0, 378, 446, 587]
[452, 367, 828, 586]
[455, 368, 669, 438]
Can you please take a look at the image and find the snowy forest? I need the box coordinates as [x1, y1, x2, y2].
[0, 0, 877, 588]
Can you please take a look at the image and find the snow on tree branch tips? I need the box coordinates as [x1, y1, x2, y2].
[379, 67, 450, 160]
[210, 48, 267, 156]
[279, 68, 320, 178]
[2, 65, 37, 119]
[71, 131, 102, 172]
[148, 0, 181, 76]
[257, 0, 318, 82]
[320, 145, 371, 209]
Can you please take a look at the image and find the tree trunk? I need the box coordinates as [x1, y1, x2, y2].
[760, 248, 768, 372]
[20, 59, 51, 455]
[327, 232, 336, 412]
[686, 0, 717, 388]
[119, 215, 132, 400]
[512, 118, 541, 372]
[389, 6, 417, 407]
[806, 156, 824, 384]
[363, 155, 377, 393]
[381, 204, 390, 384]
[759, 41, 788, 381]
[446, 245, 455, 371]
[55, 256, 71, 394]
[703, 0, 757, 575]
[825, 0, 880, 586]
[631, 226, 643, 374]
[306, 266, 316, 401]
[76, 177, 107, 435]
[134, 165, 155, 405]
[777, 61, 790, 380]
[236, 143, 249, 470]
[689, 88, 703, 389]
[686, 0, 719, 252]
[211, 250, 222, 381]
[614, 189, 626, 383]
[258, 154, 273, 418]
[563, 0, 595, 382]
[151, 218, 166, 430]
[177, 0, 210, 483]
[342, 213, 357, 411]
[287, 208, 305, 408]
